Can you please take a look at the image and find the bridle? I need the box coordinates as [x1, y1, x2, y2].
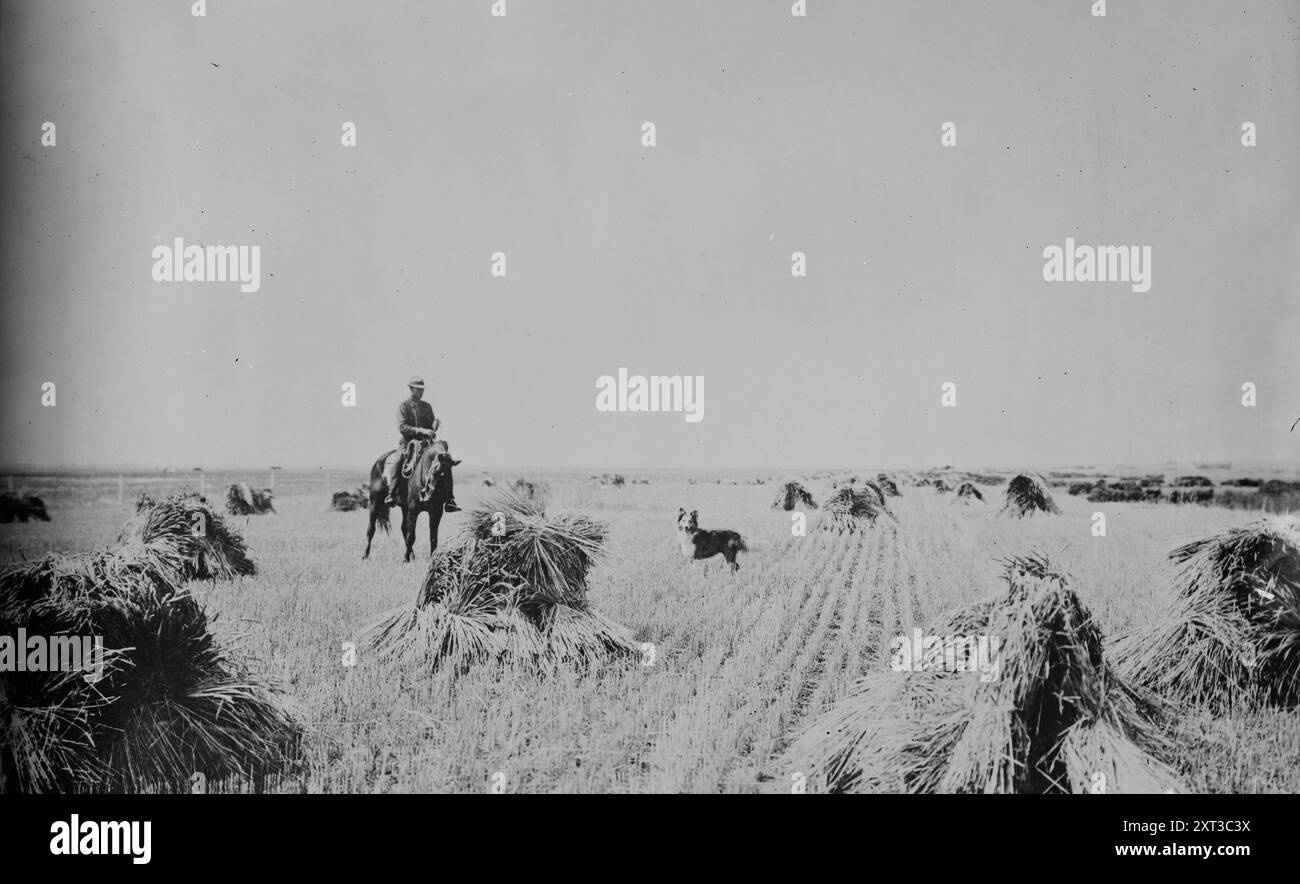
[417, 441, 451, 503]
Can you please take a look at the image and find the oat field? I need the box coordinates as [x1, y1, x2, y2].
[3, 468, 1298, 793]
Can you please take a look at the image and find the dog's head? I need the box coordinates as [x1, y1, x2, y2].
[677, 508, 700, 532]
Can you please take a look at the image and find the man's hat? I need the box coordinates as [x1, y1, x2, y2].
[407, 375, 426, 390]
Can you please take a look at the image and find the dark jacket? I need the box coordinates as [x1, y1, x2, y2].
[397, 397, 437, 443]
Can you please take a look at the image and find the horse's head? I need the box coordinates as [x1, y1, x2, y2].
[418, 440, 461, 503]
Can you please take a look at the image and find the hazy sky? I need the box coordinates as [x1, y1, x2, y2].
[1, 0, 1297, 470]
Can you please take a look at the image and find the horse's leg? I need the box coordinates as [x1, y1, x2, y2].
[404, 510, 416, 563]
[401, 505, 415, 563]
[428, 506, 444, 557]
[364, 508, 376, 559]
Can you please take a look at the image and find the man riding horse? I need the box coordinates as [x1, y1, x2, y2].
[382, 375, 460, 512]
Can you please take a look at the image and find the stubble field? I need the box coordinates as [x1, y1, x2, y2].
[3, 468, 1298, 793]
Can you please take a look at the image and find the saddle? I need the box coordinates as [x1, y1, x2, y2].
[396, 438, 453, 501]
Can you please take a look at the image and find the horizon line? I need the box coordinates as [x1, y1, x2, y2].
[0, 459, 1291, 476]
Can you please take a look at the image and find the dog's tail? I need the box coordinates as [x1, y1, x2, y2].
[734, 535, 749, 552]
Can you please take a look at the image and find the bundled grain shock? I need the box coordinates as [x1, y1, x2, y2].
[1000, 474, 1060, 517]
[784, 554, 1179, 794]
[932, 479, 952, 494]
[0, 492, 50, 523]
[955, 482, 984, 502]
[125, 491, 255, 580]
[512, 478, 550, 504]
[331, 486, 368, 512]
[1168, 488, 1214, 505]
[0, 526, 297, 793]
[1088, 482, 1145, 503]
[363, 490, 638, 670]
[1112, 516, 1300, 712]
[876, 474, 901, 498]
[818, 485, 894, 533]
[772, 481, 817, 511]
[225, 483, 275, 516]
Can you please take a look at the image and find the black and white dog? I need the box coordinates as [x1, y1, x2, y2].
[677, 508, 748, 572]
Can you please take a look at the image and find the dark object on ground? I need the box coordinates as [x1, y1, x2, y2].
[331, 487, 368, 512]
[0, 493, 49, 523]
[513, 478, 549, 502]
[1169, 488, 1215, 505]
[1087, 481, 1144, 503]
[963, 473, 1007, 486]
[1001, 475, 1060, 517]
[225, 483, 275, 515]
[772, 482, 817, 511]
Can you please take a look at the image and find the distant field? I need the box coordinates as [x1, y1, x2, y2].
[3, 467, 1298, 793]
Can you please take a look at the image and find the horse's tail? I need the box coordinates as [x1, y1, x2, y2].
[369, 454, 393, 533]
[371, 498, 391, 532]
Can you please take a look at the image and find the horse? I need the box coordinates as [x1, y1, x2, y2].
[363, 439, 461, 562]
